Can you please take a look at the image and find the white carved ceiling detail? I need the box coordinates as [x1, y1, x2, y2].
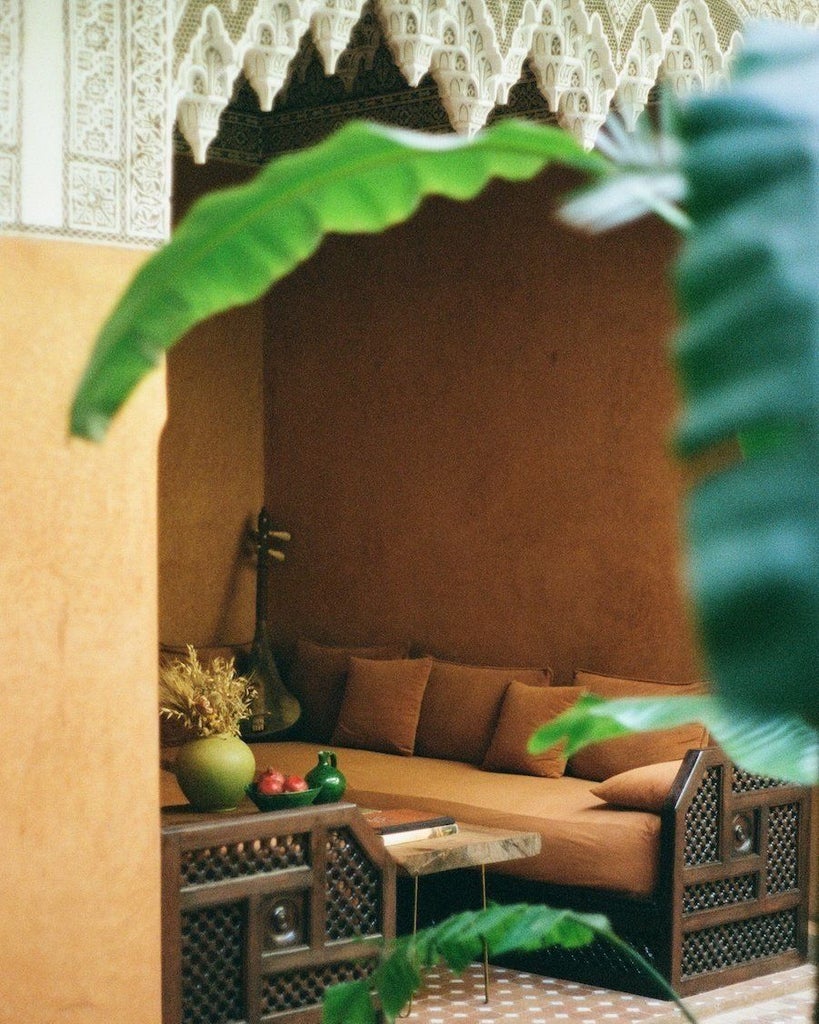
[173, 0, 819, 161]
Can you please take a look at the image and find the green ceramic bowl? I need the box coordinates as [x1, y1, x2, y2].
[245, 784, 321, 811]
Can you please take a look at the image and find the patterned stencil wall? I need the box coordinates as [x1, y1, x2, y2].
[1, 1, 171, 248]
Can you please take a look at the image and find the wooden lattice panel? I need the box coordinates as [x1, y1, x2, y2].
[683, 766, 722, 866]
[161, 803, 396, 1024]
[325, 828, 383, 940]
[732, 767, 788, 793]
[261, 959, 374, 1016]
[682, 873, 758, 916]
[767, 803, 800, 895]
[180, 832, 309, 886]
[181, 903, 245, 1024]
[669, 747, 811, 998]
[681, 908, 798, 981]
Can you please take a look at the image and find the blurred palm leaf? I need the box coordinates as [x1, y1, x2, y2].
[671, 21, 819, 730]
[528, 693, 817, 784]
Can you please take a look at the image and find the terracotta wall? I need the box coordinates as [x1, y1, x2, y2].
[158, 158, 266, 648]
[162, 161, 700, 683]
[262, 168, 701, 684]
[0, 238, 165, 1024]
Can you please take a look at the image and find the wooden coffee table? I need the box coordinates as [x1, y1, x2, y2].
[385, 822, 541, 1009]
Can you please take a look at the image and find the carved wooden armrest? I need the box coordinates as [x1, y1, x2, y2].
[658, 746, 811, 995]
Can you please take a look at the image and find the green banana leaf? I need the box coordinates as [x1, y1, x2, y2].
[69, 120, 607, 441]
[321, 903, 699, 1024]
[528, 693, 817, 784]
[670, 20, 819, 732]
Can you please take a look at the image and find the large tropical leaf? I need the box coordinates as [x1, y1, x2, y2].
[528, 693, 818, 784]
[69, 120, 607, 440]
[321, 904, 699, 1024]
[670, 21, 819, 728]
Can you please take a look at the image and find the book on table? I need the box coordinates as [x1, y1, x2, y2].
[361, 807, 459, 846]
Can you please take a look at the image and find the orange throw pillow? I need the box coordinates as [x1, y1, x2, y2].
[331, 657, 433, 756]
[482, 683, 582, 777]
[568, 670, 708, 782]
[591, 760, 684, 812]
[289, 639, 408, 743]
[415, 660, 552, 764]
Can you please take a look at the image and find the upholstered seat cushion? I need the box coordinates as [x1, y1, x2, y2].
[162, 740, 670, 898]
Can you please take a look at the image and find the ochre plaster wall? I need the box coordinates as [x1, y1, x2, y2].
[159, 158, 266, 648]
[262, 168, 702, 684]
[0, 238, 164, 1024]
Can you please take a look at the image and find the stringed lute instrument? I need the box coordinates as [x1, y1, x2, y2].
[239, 507, 301, 741]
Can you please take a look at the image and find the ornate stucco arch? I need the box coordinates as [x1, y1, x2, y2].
[171, 0, 818, 163]
[1, 0, 817, 248]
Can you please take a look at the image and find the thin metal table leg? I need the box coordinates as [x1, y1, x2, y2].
[481, 865, 489, 1003]
[398, 876, 420, 1018]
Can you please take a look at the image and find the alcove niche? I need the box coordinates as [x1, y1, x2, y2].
[158, 52, 702, 690]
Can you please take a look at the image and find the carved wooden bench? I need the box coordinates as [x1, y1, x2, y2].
[488, 745, 812, 997]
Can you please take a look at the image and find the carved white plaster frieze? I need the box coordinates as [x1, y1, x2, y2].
[614, 4, 664, 129]
[0, 0, 22, 224]
[312, 0, 371, 73]
[3, 1, 170, 247]
[378, 0, 441, 86]
[176, 7, 242, 162]
[174, 0, 374, 160]
[663, 0, 727, 93]
[336, 4, 383, 90]
[529, 0, 617, 146]
[172, 0, 819, 159]
[430, 3, 501, 133]
[243, 1, 313, 109]
[499, 0, 542, 104]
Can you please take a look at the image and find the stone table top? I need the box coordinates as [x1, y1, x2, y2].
[386, 822, 541, 877]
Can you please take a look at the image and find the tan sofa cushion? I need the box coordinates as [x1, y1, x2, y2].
[415, 660, 552, 764]
[289, 639, 408, 743]
[567, 670, 708, 782]
[165, 741, 663, 897]
[482, 684, 582, 778]
[591, 760, 683, 812]
[331, 656, 433, 756]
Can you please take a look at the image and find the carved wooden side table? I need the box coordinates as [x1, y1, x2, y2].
[161, 802, 396, 1024]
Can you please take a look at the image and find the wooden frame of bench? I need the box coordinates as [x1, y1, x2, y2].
[160, 801, 396, 1024]
[483, 744, 812, 997]
[161, 745, 811, 1018]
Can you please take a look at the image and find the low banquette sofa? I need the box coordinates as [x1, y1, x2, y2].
[160, 639, 812, 1000]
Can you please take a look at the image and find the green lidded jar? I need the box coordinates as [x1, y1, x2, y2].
[305, 750, 346, 804]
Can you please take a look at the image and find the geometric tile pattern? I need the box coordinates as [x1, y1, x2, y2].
[400, 962, 816, 1024]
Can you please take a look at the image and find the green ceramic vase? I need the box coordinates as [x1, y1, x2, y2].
[305, 750, 347, 804]
[175, 734, 256, 812]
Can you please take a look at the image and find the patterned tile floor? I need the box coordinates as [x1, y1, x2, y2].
[399, 963, 816, 1024]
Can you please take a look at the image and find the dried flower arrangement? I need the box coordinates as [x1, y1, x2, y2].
[159, 645, 255, 738]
